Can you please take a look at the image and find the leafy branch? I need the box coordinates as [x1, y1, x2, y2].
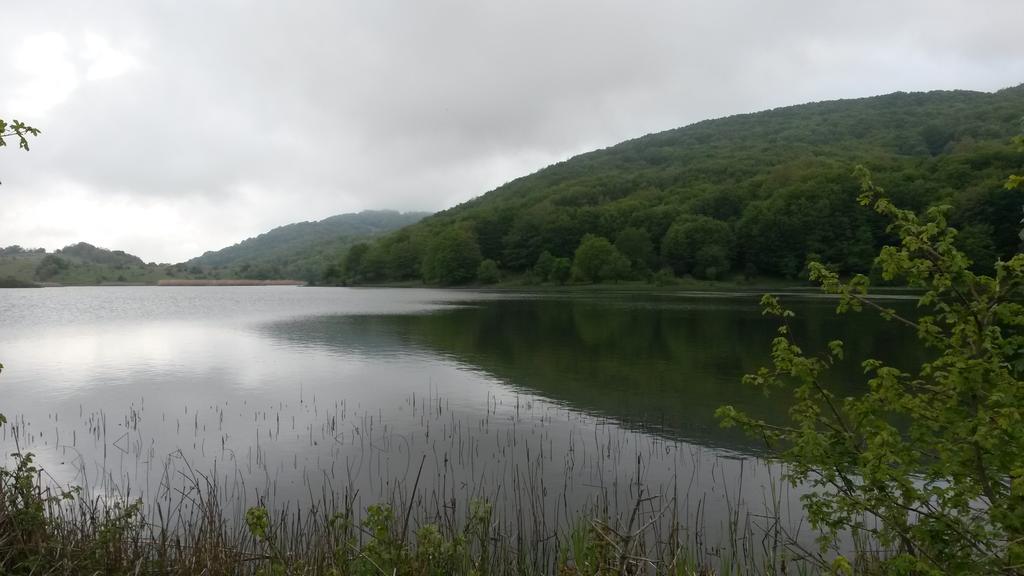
[0, 118, 41, 151]
[719, 162, 1024, 574]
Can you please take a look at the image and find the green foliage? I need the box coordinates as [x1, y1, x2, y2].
[955, 223, 999, 274]
[245, 506, 271, 540]
[385, 237, 424, 280]
[661, 215, 735, 278]
[246, 506, 287, 575]
[558, 521, 615, 575]
[550, 257, 572, 285]
[651, 267, 676, 286]
[340, 242, 370, 283]
[694, 244, 730, 280]
[247, 501, 495, 576]
[349, 86, 1024, 285]
[718, 168, 1024, 574]
[33, 254, 69, 281]
[531, 251, 573, 285]
[614, 226, 655, 276]
[0, 118, 40, 151]
[476, 258, 501, 284]
[533, 250, 556, 282]
[1008, 131, 1023, 246]
[1008, 132, 1023, 191]
[572, 234, 629, 283]
[0, 449, 92, 574]
[422, 227, 483, 285]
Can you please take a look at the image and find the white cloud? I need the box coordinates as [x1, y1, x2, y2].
[0, 0, 1022, 262]
[7, 32, 79, 118]
[82, 33, 140, 82]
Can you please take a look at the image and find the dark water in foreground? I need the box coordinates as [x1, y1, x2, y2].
[0, 286, 921, 549]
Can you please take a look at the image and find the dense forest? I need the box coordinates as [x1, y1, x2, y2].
[331, 86, 1024, 285]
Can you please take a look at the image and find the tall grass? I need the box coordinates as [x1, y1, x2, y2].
[2, 390, 879, 574]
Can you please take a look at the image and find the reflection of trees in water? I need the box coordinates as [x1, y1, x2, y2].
[261, 296, 927, 453]
[259, 314, 424, 358]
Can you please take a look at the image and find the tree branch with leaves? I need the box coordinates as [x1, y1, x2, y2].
[0, 118, 40, 151]
[718, 164, 1024, 574]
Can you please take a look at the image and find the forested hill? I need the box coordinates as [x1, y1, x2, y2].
[187, 210, 428, 281]
[337, 86, 1024, 285]
[0, 242, 171, 286]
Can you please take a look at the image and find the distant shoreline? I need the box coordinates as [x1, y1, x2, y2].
[0, 279, 308, 288]
[157, 279, 306, 286]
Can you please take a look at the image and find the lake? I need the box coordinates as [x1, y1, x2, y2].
[0, 286, 921, 559]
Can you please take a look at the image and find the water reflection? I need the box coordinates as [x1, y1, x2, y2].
[262, 293, 924, 451]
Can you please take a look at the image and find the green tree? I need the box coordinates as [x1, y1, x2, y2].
[661, 215, 734, 278]
[342, 243, 370, 283]
[476, 259, 500, 284]
[1008, 129, 1022, 247]
[321, 261, 344, 284]
[1008, 127, 1023, 192]
[361, 244, 389, 282]
[693, 244, 730, 280]
[956, 223, 999, 274]
[572, 234, 629, 283]
[718, 168, 1024, 574]
[533, 250, 556, 282]
[550, 257, 572, 285]
[614, 227, 655, 276]
[422, 227, 482, 285]
[34, 255, 67, 281]
[385, 239, 423, 280]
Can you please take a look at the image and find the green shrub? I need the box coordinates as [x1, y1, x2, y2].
[476, 259, 501, 284]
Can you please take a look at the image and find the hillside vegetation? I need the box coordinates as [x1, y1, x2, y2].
[188, 210, 427, 282]
[0, 211, 426, 286]
[334, 86, 1024, 285]
[0, 243, 175, 286]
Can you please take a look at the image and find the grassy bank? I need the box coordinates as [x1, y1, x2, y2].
[0, 277, 39, 288]
[1, 460, 862, 575]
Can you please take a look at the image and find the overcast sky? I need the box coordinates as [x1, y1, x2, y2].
[1, 1, 1021, 263]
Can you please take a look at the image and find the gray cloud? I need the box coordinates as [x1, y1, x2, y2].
[1, 0, 1022, 262]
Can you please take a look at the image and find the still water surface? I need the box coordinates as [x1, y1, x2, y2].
[0, 286, 919, 549]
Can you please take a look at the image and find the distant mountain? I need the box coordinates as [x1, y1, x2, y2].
[186, 210, 429, 282]
[340, 85, 1024, 284]
[0, 242, 171, 286]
